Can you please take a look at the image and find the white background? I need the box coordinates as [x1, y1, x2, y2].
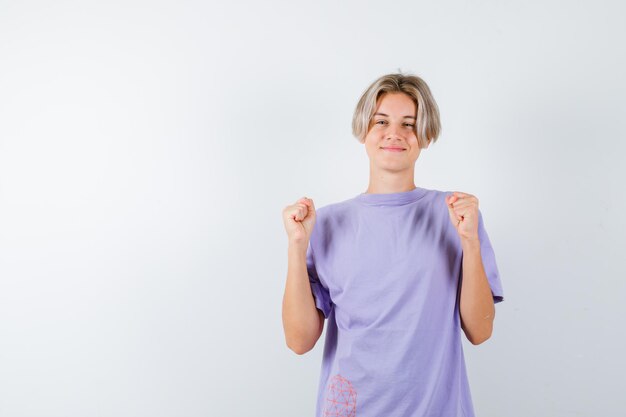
[1, 0, 625, 416]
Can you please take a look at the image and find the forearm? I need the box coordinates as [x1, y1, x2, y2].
[459, 238, 495, 345]
[282, 243, 323, 354]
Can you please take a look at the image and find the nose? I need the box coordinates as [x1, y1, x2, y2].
[384, 124, 404, 141]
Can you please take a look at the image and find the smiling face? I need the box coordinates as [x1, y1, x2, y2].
[364, 92, 424, 173]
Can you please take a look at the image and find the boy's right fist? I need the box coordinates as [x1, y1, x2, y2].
[282, 197, 316, 245]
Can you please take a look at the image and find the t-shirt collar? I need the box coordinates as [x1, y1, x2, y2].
[354, 186, 429, 206]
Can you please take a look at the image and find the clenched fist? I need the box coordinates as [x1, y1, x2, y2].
[446, 191, 480, 242]
[282, 196, 316, 247]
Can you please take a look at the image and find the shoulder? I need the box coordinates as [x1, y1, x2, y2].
[415, 187, 453, 210]
[428, 188, 453, 200]
[313, 196, 354, 220]
[309, 197, 356, 243]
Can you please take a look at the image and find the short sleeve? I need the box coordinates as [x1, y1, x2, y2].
[477, 209, 505, 304]
[306, 242, 333, 319]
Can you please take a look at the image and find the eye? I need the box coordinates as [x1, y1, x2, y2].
[375, 120, 387, 125]
[404, 123, 415, 127]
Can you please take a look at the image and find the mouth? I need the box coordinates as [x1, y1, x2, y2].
[380, 147, 406, 152]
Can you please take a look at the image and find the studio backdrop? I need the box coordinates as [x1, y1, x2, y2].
[0, 0, 624, 416]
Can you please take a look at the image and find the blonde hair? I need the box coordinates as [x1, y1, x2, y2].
[352, 72, 441, 149]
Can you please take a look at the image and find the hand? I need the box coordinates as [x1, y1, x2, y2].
[445, 191, 480, 242]
[282, 197, 316, 246]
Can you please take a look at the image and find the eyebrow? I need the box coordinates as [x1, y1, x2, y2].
[374, 112, 416, 120]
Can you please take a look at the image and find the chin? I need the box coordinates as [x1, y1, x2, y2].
[375, 161, 411, 171]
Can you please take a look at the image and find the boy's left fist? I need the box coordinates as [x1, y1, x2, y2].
[446, 191, 480, 242]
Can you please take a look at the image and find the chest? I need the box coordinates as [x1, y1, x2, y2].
[315, 208, 462, 326]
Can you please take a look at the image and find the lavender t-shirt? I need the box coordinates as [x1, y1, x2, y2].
[306, 186, 504, 417]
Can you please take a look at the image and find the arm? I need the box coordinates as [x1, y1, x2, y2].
[282, 242, 325, 354]
[459, 237, 496, 345]
[445, 191, 497, 345]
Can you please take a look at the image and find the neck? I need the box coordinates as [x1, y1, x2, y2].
[365, 175, 416, 194]
[365, 163, 417, 193]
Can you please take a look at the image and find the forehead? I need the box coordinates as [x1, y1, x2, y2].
[375, 92, 416, 114]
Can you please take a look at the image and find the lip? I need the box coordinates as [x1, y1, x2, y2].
[381, 147, 406, 152]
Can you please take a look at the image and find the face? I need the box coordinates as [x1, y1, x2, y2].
[363, 92, 425, 172]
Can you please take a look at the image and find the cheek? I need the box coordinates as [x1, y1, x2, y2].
[366, 143, 379, 155]
[409, 144, 421, 157]
[364, 136, 378, 150]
